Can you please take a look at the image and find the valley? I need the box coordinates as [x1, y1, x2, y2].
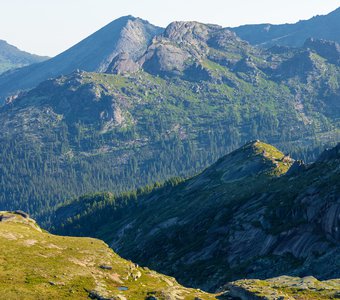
[0, 5, 339, 299]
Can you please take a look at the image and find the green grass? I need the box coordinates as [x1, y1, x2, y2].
[0, 212, 220, 300]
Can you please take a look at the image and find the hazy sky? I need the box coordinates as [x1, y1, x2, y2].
[1, 0, 340, 57]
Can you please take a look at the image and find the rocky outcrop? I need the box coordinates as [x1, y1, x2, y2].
[140, 21, 215, 77]
[275, 50, 319, 80]
[224, 276, 340, 300]
[163, 21, 218, 56]
[304, 38, 340, 65]
[207, 29, 240, 51]
[106, 52, 140, 74]
[141, 41, 191, 76]
[141, 21, 255, 80]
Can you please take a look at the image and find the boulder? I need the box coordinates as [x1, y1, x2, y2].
[106, 53, 140, 75]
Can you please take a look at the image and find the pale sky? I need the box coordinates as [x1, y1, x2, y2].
[1, 0, 340, 57]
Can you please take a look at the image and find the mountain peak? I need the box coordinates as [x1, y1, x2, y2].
[193, 141, 293, 187]
[0, 16, 163, 102]
[164, 21, 221, 43]
[228, 140, 292, 164]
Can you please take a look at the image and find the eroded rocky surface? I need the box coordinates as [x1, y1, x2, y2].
[54, 142, 340, 292]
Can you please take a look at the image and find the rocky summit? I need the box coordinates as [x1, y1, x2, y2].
[53, 141, 340, 292]
[0, 16, 162, 102]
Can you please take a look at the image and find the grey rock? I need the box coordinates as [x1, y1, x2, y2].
[13, 210, 30, 218]
[106, 53, 140, 74]
[99, 265, 113, 270]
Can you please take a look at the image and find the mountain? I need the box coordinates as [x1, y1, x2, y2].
[232, 7, 340, 48]
[52, 141, 340, 292]
[2, 9, 340, 102]
[0, 211, 219, 299]
[0, 20, 339, 222]
[0, 16, 163, 103]
[0, 39, 47, 74]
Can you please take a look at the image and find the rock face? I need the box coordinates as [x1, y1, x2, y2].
[141, 21, 251, 79]
[141, 21, 212, 77]
[207, 29, 239, 50]
[106, 52, 140, 74]
[53, 142, 340, 292]
[142, 41, 191, 76]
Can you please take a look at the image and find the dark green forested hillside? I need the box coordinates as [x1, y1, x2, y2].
[52, 141, 340, 292]
[0, 21, 339, 222]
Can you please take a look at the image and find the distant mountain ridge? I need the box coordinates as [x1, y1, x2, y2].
[0, 39, 47, 74]
[0, 16, 163, 102]
[0, 17, 339, 221]
[1, 7, 340, 103]
[232, 7, 340, 47]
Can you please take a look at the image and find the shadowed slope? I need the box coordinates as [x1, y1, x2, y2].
[53, 142, 340, 292]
